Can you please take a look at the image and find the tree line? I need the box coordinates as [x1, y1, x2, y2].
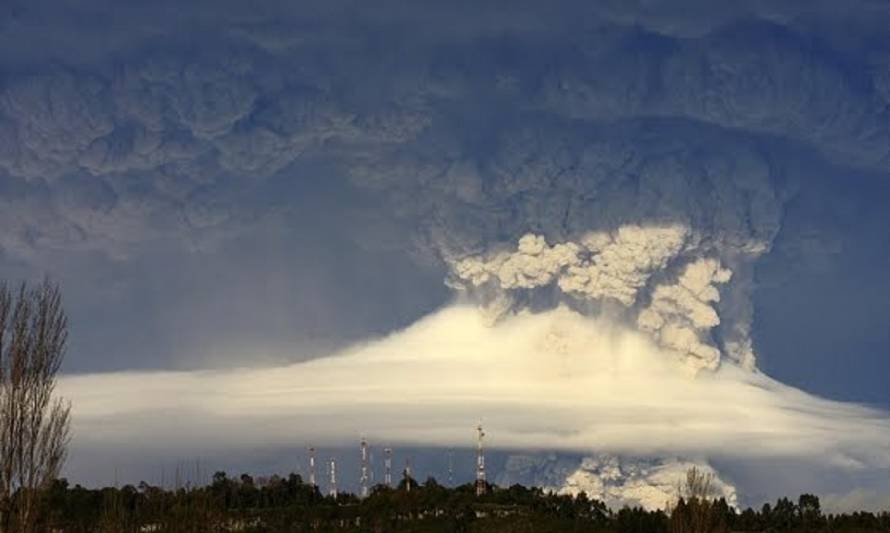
[29, 471, 890, 532]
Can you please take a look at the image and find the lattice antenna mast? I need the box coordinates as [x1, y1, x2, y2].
[383, 447, 393, 488]
[476, 423, 486, 496]
[307, 447, 316, 487]
[360, 437, 370, 498]
[329, 457, 338, 498]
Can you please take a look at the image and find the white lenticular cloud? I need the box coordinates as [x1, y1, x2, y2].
[61, 305, 890, 470]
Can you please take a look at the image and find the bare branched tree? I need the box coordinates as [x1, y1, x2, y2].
[669, 467, 728, 533]
[0, 280, 72, 533]
[681, 467, 713, 502]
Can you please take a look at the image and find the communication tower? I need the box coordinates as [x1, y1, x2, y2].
[383, 447, 393, 487]
[329, 457, 338, 498]
[307, 447, 316, 487]
[360, 437, 370, 498]
[476, 423, 486, 496]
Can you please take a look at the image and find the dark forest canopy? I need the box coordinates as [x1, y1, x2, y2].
[27, 471, 890, 533]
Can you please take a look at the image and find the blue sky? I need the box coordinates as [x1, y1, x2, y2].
[1, 0, 890, 416]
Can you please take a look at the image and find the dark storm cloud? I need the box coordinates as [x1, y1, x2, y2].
[0, 0, 887, 405]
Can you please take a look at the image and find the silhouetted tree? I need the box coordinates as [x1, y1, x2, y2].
[22, 465, 890, 532]
[0, 280, 71, 533]
[669, 467, 728, 533]
[798, 493, 823, 528]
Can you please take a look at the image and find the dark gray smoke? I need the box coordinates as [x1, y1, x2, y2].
[1, 0, 889, 373]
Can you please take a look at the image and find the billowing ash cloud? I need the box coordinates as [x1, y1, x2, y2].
[448, 228, 739, 371]
[0, 54, 426, 260]
[638, 258, 735, 371]
[448, 230, 750, 372]
[2, 1, 887, 264]
[451, 226, 689, 305]
[428, 132, 783, 371]
[499, 454, 739, 511]
[1, 1, 888, 380]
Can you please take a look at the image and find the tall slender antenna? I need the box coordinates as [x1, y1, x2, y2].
[404, 457, 412, 493]
[360, 437, 370, 498]
[307, 447, 316, 487]
[329, 457, 338, 498]
[384, 447, 393, 487]
[476, 423, 486, 496]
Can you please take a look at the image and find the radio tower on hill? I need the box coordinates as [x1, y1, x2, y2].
[307, 447, 316, 487]
[476, 423, 486, 496]
[383, 447, 393, 487]
[360, 437, 370, 498]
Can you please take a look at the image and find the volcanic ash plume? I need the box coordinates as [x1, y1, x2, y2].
[498, 454, 739, 511]
[350, 127, 786, 374]
[449, 227, 742, 373]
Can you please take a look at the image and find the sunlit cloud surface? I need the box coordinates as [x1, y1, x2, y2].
[62, 305, 890, 469]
